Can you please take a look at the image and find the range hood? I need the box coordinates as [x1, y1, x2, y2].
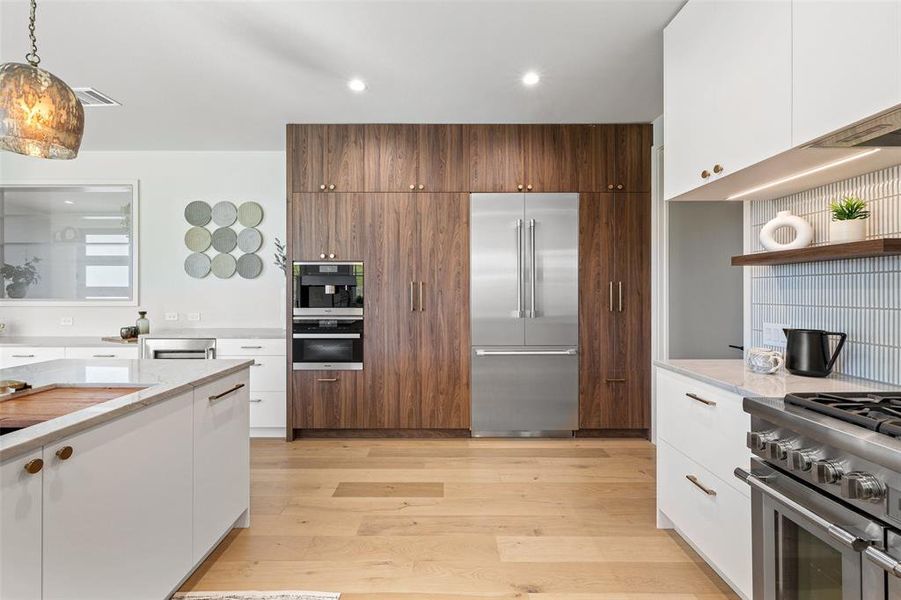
[808, 104, 901, 148]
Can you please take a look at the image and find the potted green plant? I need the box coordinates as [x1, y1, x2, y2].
[829, 196, 870, 243]
[2, 257, 41, 299]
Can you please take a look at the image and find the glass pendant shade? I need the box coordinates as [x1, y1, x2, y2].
[0, 62, 84, 159]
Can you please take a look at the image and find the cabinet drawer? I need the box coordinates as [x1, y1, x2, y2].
[64, 346, 139, 360]
[220, 355, 286, 392]
[657, 439, 751, 598]
[249, 391, 286, 428]
[0, 346, 65, 368]
[216, 338, 285, 356]
[656, 367, 750, 494]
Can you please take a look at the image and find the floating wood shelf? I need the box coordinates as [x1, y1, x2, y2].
[731, 238, 901, 266]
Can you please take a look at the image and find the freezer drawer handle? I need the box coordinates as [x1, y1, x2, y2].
[864, 546, 901, 578]
[475, 349, 577, 357]
[734, 467, 872, 552]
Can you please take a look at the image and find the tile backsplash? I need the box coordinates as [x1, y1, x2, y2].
[749, 164, 901, 385]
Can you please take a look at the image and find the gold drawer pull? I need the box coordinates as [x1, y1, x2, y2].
[605, 378, 626, 383]
[317, 377, 338, 382]
[208, 383, 246, 402]
[686, 474, 716, 496]
[686, 392, 716, 407]
[55, 446, 74, 460]
[24, 458, 43, 474]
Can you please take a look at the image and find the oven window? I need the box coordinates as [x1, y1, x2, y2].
[778, 517, 843, 600]
[300, 339, 355, 362]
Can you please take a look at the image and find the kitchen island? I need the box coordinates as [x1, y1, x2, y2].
[0, 358, 253, 600]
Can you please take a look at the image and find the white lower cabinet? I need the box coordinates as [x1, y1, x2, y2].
[193, 372, 251, 562]
[0, 347, 65, 368]
[0, 450, 43, 600]
[219, 338, 286, 436]
[63, 346, 139, 360]
[41, 391, 194, 600]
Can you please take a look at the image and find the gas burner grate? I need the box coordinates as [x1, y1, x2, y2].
[785, 392, 901, 437]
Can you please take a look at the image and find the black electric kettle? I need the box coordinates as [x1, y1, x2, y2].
[783, 328, 847, 377]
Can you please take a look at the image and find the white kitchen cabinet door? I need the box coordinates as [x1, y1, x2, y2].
[249, 391, 288, 429]
[41, 391, 193, 600]
[0, 346, 65, 368]
[193, 371, 250, 562]
[792, 0, 901, 146]
[0, 450, 43, 600]
[63, 346, 140, 360]
[219, 355, 285, 392]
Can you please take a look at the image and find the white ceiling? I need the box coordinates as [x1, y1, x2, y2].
[0, 0, 683, 151]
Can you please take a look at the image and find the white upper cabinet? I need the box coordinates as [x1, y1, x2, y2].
[792, 0, 901, 146]
[664, 0, 792, 200]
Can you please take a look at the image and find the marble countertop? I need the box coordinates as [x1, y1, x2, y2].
[655, 359, 896, 398]
[0, 336, 140, 348]
[140, 328, 286, 340]
[0, 358, 253, 460]
[0, 328, 286, 347]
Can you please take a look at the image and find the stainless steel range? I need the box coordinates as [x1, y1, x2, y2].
[738, 391, 901, 599]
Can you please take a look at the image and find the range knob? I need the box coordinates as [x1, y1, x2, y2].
[747, 431, 778, 451]
[787, 448, 820, 472]
[841, 472, 886, 503]
[813, 459, 845, 484]
[765, 440, 794, 461]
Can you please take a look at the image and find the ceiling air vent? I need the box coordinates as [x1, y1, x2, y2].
[73, 87, 121, 107]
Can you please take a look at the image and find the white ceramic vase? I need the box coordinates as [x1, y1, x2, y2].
[829, 219, 867, 244]
[759, 210, 814, 251]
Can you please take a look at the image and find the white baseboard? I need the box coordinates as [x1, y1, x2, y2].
[250, 427, 285, 438]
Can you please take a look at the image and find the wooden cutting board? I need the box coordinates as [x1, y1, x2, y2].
[0, 386, 140, 429]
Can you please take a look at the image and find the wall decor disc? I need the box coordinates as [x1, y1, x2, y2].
[236, 253, 263, 279]
[237, 201, 263, 227]
[211, 201, 237, 226]
[211, 227, 237, 253]
[237, 227, 263, 253]
[184, 201, 212, 226]
[211, 253, 237, 278]
[184, 226, 212, 252]
[184, 252, 211, 278]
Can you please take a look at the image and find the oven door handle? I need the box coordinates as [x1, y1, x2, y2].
[864, 546, 901, 578]
[734, 467, 872, 552]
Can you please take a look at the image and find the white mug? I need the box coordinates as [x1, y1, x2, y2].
[747, 347, 784, 374]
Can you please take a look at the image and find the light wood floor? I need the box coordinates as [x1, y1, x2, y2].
[180, 438, 738, 600]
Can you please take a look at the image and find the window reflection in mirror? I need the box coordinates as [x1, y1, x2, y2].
[0, 184, 138, 304]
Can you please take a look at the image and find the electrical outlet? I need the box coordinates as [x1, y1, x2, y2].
[762, 322, 788, 347]
[165, 312, 178, 321]
[187, 312, 201, 322]
[59, 317, 73, 326]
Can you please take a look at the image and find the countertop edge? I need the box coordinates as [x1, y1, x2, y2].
[653, 359, 754, 397]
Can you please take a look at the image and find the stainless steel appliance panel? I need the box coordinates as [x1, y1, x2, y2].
[470, 194, 526, 346]
[524, 193, 579, 346]
[141, 338, 216, 359]
[471, 346, 578, 436]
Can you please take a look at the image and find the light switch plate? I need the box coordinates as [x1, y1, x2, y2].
[187, 312, 201, 322]
[165, 312, 178, 321]
[60, 317, 73, 326]
[762, 322, 788, 347]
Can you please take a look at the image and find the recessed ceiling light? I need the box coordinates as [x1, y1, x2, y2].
[522, 71, 540, 86]
[348, 79, 366, 92]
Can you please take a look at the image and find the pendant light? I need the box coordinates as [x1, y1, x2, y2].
[0, 0, 84, 159]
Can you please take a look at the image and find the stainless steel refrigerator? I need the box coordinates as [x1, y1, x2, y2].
[470, 193, 579, 436]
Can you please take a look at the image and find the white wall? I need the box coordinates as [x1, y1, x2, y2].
[0, 151, 286, 336]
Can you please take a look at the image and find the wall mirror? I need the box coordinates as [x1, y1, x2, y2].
[0, 182, 139, 305]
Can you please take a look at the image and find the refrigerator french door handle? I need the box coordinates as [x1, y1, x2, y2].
[515, 219, 524, 319]
[529, 218, 536, 319]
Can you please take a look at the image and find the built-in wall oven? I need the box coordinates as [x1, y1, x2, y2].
[292, 317, 363, 370]
[293, 262, 364, 316]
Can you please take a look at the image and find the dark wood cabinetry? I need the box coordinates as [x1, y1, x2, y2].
[614, 125, 653, 193]
[468, 124, 525, 192]
[294, 371, 364, 429]
[524, 125, 579, 192]
[291, 193, 366, 260]
[290, 125, 365, 192]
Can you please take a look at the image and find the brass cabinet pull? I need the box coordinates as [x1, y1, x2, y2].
[713, 164, 724, 174]
[208, 383, 246, 402]
[319, 184, 327, 191]
[701, 170, 711, 179]
[419, 281, 424, 312]
[686, 474, 717, 496]
[605, 378, 626, 383]
[686, 392, 716, 407]
[526, 184, 533, 191]
[24, 458, 43, 474]
[607, 184, 614, 190]
[317, 377, 338, 382]
[55, 446, 74, 460]
[319, 253, 326, 259]
[328, 184, 336, 190]
[418, 184, 424, 190]
[410, 281, 415, 312]
[616, 184, 624, 190]
[328, 253, 336, 259]
[517, 184, 524, 191]
[618, 281, 623, 312]
[409, 184, 416, 190]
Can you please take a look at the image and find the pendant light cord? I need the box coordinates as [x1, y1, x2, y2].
[25, 0, 40, 66]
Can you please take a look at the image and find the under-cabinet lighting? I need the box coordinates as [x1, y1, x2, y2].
[726, 149, 881, 200]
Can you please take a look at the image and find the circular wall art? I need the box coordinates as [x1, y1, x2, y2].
[211, 253, 237, 279]
[211, 201, 237, 227]
[236, 253, 263, 279]
[184, 253, 211, 278]
[184, 201, 212, 226]
[211, 227, 237, 253]
[184, 226, 212, 252]
[237, 227, 263, 253]
[237, 202, 263, 227]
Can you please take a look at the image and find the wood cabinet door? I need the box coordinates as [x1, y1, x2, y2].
[614, 124, 652, 193]
[365, 124, 419, 192]
[326, 125, 366, 192]
[328, 193, 367, 261]
[294, 370, 364, 429]
[289, 125, 327, 192]
[524, 124, 579, 192]
[577, 193, 617, 429]
[609, 193, 651, 430]
[292, 193, 331, 260]
[418, 124, 469, 192]
[576, 124, 615, 192]
[468, 124, 524, 192]
[363, 194, 419, 428]
[417, 193, 471, 429]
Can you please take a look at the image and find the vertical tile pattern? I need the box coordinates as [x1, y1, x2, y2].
[749, 165, 901, 385]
